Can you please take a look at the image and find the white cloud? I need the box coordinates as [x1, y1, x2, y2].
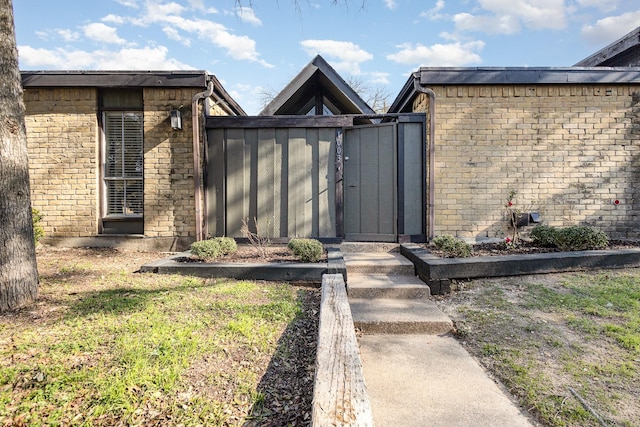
[236, 6, 262, 26]
[188, 0, 216, 12]
[163, 26, 191, 46]
[22, 0, 270, 69]
[138, 1, 186, 24]
[131, 1, 272, 67]
[58, 29, 80, 42]
[576, 0, 619, 13]
[453, 0, 567, 35]
[114, 0, 139, 8]
[454, 12, 520, 34]
[82, 23, 126, 45]
[581, 10, 640, 46]
[384, 0, 397, 10]
[18, 45, 192, 70]
[102, 14, 126, 24]
[420, 0, 446, 20]
[35, 28, 80, 42]
[300, 39, 373, 74]
[96, 46, 192, 69]
[369, 71, 390, 85]
[386, 41, 485, 66]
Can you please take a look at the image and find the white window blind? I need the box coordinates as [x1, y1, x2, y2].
[104, 112, 143, 216]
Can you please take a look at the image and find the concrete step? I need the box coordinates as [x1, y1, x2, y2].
[340, 242, 400, 253]
[349, 298, 453, 334]
[344, 252, 415, 276]
[347, 273, 431, 299]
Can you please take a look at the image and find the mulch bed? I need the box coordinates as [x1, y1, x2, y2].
[428, 239, 640, 258]
[177, 245, 327, 264]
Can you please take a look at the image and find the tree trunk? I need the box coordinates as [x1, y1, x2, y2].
[0, 0, 39, 312]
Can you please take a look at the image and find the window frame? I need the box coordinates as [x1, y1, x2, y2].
[98, 89, 144, 234]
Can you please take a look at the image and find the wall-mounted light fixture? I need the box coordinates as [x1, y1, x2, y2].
[170, 109, 182, 130]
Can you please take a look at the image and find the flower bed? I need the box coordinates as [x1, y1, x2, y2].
[401, 243, 640, 295]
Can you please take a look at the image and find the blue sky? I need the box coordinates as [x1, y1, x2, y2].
[13, 1, 640, 114]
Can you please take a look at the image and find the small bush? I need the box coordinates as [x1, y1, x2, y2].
[288, 238, 323, 263]
[529, 225, 559, 247]
[554, 226, 608, 251]
[32, 208, 44, 244]
[190, 237, 237, 260]
[217, 236, 238, 255]
[432, 235, 472, 258]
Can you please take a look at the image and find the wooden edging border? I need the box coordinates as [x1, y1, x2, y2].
[401, 243, 640, 295]
[139, 247, 347, 283]
[141, 247, 372, 425]
[312, 273, 374, 427]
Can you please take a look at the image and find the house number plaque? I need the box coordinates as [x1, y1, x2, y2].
[336, 130, 343, 172]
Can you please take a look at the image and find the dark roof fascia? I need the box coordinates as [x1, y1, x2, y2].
[388, 67, 640, 114]
[388, 72, 419, 113]
[313, 56, 374, 114]
[259, 64, 318, 116]
[259, 55, 375, 116]
[574, 27, 640, 66]
[21, 70, 209, 88]
[21, 70, 246, 116]
[416, 67, 640, 85]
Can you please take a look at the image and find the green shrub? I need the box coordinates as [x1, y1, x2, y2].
[288, 238, 323, 262]
[432, 235, 472, 258]
[554, 226, 609, 251]
[217, 236, 238, 255]
[529, 225, 559, 247]
[32, 208, 44, 244]
[190, 237, 237, 260]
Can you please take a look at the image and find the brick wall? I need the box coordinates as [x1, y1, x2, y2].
[143, 88, 202, 238]
[24, 86, 216, 243]
[413, 84, 640, 241]
[24, 88, 98, 238]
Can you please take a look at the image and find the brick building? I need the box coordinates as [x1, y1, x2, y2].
[388, 67, 640, 241]
[22, 71, 245, 250]
[21, 28, 640, 247]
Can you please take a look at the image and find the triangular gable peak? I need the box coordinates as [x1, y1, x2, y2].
[260, 55, 375, 116]
[575, 26, 640, 67]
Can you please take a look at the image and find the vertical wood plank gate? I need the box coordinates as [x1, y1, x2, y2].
[204, 114, 426, 242]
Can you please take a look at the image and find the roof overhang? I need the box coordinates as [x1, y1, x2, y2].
[260, 55, 375, 116]
[20, 70, 246, 116]
[388, 67, 640, 113]
[21, 70, 209, 88]
[575, 26, 640, 67]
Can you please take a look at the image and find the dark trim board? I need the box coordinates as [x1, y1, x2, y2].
[139, 247, 347, 283]
[205, 113, 429, 129]
[207, 115, 356, 129]
[401, 243, 640, 295]
[21, 70, 209, 88]
[575, 27, 640, 66]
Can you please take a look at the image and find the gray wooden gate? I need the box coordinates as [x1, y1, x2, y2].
[344, 123, 397, 242]
[204, 114, 426, 242]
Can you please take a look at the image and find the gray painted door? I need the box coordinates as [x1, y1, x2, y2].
[344, 123, 397, 242]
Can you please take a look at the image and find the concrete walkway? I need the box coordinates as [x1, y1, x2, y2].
[343, 248, 535, 427]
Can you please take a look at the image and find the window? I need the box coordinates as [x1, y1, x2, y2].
[104, 112, 143, 215]
[100, 90, 144, 234]
[299, 94, 339, 116]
